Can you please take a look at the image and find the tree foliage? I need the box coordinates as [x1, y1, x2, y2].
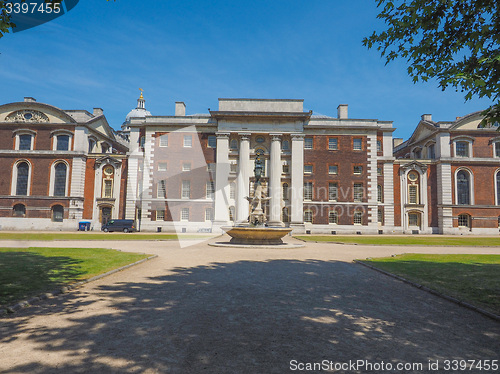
[363, 0, 500, 124]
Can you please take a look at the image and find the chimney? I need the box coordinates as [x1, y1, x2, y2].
[175, 102, 186, 116]
[93, 108, 104, 116]
[337, 104, 348, 119]
[421, 114, 432, 121]
[393, 138, 404, 148]
[24, 97, 36, 102]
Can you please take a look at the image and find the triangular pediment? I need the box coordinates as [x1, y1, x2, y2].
[407, 121, 437, 145]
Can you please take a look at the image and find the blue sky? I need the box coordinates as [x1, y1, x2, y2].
[0, 0, 493, 139]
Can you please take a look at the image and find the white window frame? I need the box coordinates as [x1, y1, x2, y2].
[205, 208, 213, 222]
[328, 210, 338, 224]
[51, 130, 73, 151]
[157, 180, 167, 198]
[102, 179, 113, 198]
[181, 180, 191, 199]
[494, 141, 500, 158]
[158, 162, 168, 172]
[453, 138, 473, 158]
[353, 138, 362, 151]
[206, 181, 215, 199]
[328, 138, 338, 150]
[353, 165, 362, 175]
[303, 182, 313, 201]
[182, 162, 191, 171]
[304, 210, 313, 223]
[11, 160, 32, 196]
[454, 168, 474, 205]
[495, 169, 500, 205]
[304, 137, 313, 149]
[180, 208, 189, 221]
[304, 165, 313, 174]
[329, 165, 338, 175]
[159, 134, 169, 147]
[13, 129, 36, 151]
[156, 210, 165, 221]
[183, 135, 192, 148]
[328, 182, 338, 201]
[353, 210, 363, 225]
[49, 160, 70, 197]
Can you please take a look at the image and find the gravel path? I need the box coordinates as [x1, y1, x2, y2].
[0, 237, 499, 373]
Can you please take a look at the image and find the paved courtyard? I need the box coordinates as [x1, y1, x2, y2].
[0, 237, 499, 373]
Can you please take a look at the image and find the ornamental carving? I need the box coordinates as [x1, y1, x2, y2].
[5, 110, 49, 123]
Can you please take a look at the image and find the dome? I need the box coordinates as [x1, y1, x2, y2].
[122, 90, 151, 129]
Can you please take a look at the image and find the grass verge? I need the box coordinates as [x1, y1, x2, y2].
[359, 254, 500, 315]
[295, 235, 500, 246]
[0, 247, 150, 306]
[0, 232, 213, 241]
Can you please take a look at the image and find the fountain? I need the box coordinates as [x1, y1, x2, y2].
[211, 156, 303, 248]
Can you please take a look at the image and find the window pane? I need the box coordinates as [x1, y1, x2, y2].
[230, 139, 238, 150]
[495, 143, 500, 157]
[329, 183, 338, 201]
[54, 163, 67, 196]
[52, 205, 64, 222]
[353, 166, 362, 175]
[304, 211, 313, 223]
[377, 185, 383, 202]
[182, 180, 190, 198]
[329, 211, 338, 224]
[304, 138, 313, 149]
[353, 138, 362, 150]
[456, 141, 469, 157]
[354, 211, 362, 224]
[409, 185, 418, 204]
[304, 165, 313, 174]
[205, 208, 213, 221]
[157, 180, 166, 198]
[328, 138, 338, 150]
[208, 135, 217, 148]
[183, 135, 192, 147]
[457, 171, 470, 204]
[19, 135, 32, 150]
[458, 214, 470, 227]
[329, 165, 338, 175]
[282, 183, 289, 200]
[377, 140, 382, 152]
[206, 181, 215, 199]
[181, 208, 189, 221]
[160, 135, 168, 147]
[304, 182, 313, 200]
[156, 210, 165, 220]
[409, 213, 419, 226]
[57, 135, 70, 151]
[16, 162, 29, 195]
[104, 180, 113, 198]
[353, 183, 363, 201]
[282, 140, 289, 150]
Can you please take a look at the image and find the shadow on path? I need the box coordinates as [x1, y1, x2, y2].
[1, 259, 499, 373]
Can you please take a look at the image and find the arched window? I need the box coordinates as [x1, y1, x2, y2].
[16, 162, 30, 196]
[456, 170, 470, 205]
[229, 139, 238, 150]
[282, 183, 289, 200]
[282, 207, 289, 223]
[52, 205, 64, 222]
[13, 204, 26, 217]
[496, 171, 500, 205]
[54, 163, 67, 197]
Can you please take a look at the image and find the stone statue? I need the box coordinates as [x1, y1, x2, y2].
[247, 155, 269, 226]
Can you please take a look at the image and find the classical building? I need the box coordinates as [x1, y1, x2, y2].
[0, 97, 128, 230]
[1, 94, 499, 235]
[394, 112, 500, 234]
[126, 98, 395, 234]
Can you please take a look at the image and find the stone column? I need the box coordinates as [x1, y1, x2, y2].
[290, 134, 304, 231]
[268, 133, 283, 226]
[213, 132, 230, 227]
[236, 133, 251, 223]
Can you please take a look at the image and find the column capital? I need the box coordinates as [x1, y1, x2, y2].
[270, 133, 282, 141]
[291, 133, 305, 140]
[238, 132, 251, 141]
[216, 132, 230, 139]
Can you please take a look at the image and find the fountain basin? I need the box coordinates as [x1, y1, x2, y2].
[222, 226, 292, 245]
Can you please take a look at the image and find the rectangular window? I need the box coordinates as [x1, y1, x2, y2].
[304, 182, 313, 200]
[157, 180, 166, 198]
[282, 164, 289, 174]
[353, 166, 362, 175]
[353, 211, 362, 225]
[378, 209, 383, 224]
[57, 135, 70, 151]
[181, 208, 189, 221]
[207, 163, 215, 173]
[19, 134, 32, 150]
[329, 211, 338, 224]
[377, 140, 382, 152]
[304, 211, 313, 223]
[182, 163, 191, 171]
[205, 208, 213, 221]
[206, 181, 215, 199]
[408, 213, 419, 227]
[377, 185, 383, 203]
[377, 167, 382, 176]
[103, 180, 113, 198]
[230, 162, 238, 173]
[353, 138, 362, 150]
[304, 165, 313, 174]
[353, 183, 363, 202]
[329, 165, 338, 175]
[159, 134, 168, 147]
[458, 214, 470, 227]
[495, 143, 500, 158]
[408, 185, 418, 204]
[158, 162, 167, 171]
[329, 183, 338, 201]
[455, 141, 469, 157]
[208, 135, 217, 148]
[156, 210, 165, 221]
[183, 135, 192, 148]
[181, 180, 190, 199]
[328, 138, 338, 150]
[304, 137, 313, 149]
[428, 144, 436, 159]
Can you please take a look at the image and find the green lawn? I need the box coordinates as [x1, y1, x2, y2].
[359, 254, 500, 315]
[0, 247, 150, 307]
[0, 232, 212, 241]
[295, 235, 500, 247]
